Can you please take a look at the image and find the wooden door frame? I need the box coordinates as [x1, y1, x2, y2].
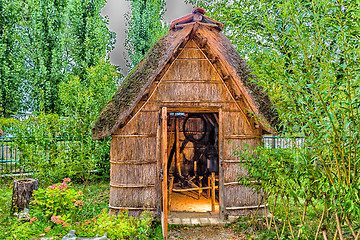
[162, 106, 225, 220]
[160, 107, 168, 239]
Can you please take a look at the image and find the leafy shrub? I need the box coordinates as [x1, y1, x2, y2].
[77, 209, 153, 239]
[31, 178, 83, 221]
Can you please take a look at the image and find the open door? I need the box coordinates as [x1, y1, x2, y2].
[160, 107, 168, 239]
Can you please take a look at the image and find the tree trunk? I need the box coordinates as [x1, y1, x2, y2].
[11, 179, 38, 213]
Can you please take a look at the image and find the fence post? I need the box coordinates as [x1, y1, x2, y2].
[272, 137, 276, 149]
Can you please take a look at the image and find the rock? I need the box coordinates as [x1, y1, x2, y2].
[78, 234, 108, 240]
[14, 208, 30, 220]
[59, 230, 108, 240]
[62, 230, 77, 240]
[40, 230, 109, 240]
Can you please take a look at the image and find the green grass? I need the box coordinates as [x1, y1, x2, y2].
[0, 179, 16, 237]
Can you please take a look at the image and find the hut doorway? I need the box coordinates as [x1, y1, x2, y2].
[166, 112, 220, 214]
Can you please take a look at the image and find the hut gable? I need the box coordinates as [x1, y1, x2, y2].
[92, 10, 278, 140]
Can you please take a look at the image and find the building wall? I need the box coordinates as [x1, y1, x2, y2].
[110, 40, 262, 217]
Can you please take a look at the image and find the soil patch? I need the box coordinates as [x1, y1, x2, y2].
[168, 225, 245, 240]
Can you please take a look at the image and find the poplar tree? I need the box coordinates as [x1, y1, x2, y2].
[0, 0, 23, 117]
[67, 0, 116, 84]
[124, 0, 167, 69]
[21, 0, 68, 113]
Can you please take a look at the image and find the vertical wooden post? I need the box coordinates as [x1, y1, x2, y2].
[218, 109, 225, 219]
[161, 107, 168, 240]
[175, 117, 181, 177]
[168, 176, 174, 213]
[211, 172, 216, 212]
[208, 176, 211, 199]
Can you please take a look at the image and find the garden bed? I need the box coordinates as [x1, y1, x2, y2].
[0, 178, 159, 239]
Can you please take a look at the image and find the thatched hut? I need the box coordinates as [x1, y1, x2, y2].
[92, 7, 277, 232]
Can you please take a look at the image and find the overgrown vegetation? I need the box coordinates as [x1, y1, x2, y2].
[0, 60, 118, 185]
[0, 0, 117, 114]
[0, 0, 120, 184]
[194, 0, 360, 238]
[0, 178, 160, 239]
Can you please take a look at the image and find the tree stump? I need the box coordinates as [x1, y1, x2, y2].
[11, 179, 38, 213]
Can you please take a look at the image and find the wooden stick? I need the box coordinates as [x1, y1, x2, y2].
[355, 230, 360, 240]
[315, 200, 326, 240]
[110, 160, 156, 165]
[208, 176, 211, 199]
[333, 197, 344, 240]
[161, 107, 168, 240]
[110, 184, 154, 188]
[112, 134, 156, 138]
[335, 213, 344, 240]
[345, 216, 356, 239]
[175, 117, 182, 177]
[168, 176, 174, 213]
[172, 186, 212, 192]
[109, 205, 156, 210]
[224, 135, 262, 139]
[332, 229, 338, 240]
[211, 172, 216, 212]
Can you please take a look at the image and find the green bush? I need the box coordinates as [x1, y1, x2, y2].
[3, 180, 154, 239]
[31, 178, 83, 220]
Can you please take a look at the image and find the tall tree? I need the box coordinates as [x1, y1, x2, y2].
[0, 0, 23, 117]
[124, 0, 167, 69]
[66, 0, 116, 84]
[21, 0, 68, 113]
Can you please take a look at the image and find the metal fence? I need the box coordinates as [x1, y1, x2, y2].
[263, 136, 304, 149]
[0, 137, 22, 174]
[1, 136, 304, 175]
[0, 136, 84, 175]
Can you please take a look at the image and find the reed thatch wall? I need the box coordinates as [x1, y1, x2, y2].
[108, 39, 265, 217]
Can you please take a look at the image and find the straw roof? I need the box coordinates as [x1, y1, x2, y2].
[92, 8, 278, 140]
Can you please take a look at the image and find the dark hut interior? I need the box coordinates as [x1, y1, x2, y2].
[167, 112, 219, 212]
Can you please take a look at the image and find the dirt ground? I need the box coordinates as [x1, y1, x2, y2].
[168, 226, 246, 240]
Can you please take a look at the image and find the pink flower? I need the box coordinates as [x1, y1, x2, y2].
[50, 215, 64, 225]
[74, 200, 84, 207]
[75, 222, 80, 225]
[63, 177, 71, 183]
[30, 217, 37, 224]
[47, 184, 58, 190]
[59, 182, 68, 191]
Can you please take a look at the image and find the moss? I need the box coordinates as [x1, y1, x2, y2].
[92, 24, 279, 139]
[92, 29, 187, 139]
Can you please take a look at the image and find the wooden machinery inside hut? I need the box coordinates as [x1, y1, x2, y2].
[167, 112, 219, 213]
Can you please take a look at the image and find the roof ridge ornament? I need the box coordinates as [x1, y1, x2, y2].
[170, 7, 224, 31]
[192, 7, 206, 15]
